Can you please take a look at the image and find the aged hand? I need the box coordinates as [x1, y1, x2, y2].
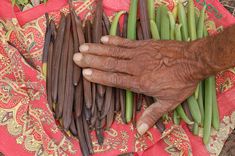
[73, 36, 210, 135]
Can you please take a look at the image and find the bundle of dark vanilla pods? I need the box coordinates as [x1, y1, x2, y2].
[42, 1, 166, 155]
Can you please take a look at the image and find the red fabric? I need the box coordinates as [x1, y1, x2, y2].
[15, 0, 68, 26]
[0, 0, 16, 19]
[0, 0, 235, 156]
[194, 0, 235, 28]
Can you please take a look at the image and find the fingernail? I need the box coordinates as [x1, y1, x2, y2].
[137, 123, 149, 135]
[101, 36, 109, 43]
[83, 69, 92, 76]
[73, 53, 83, 61]
[79, 44, 89, 52]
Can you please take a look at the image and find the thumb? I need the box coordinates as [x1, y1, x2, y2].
[137, 100, 173, 135]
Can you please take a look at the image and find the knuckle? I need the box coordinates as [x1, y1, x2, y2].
[139, 75, 151, 91]
[113, 36, 121, 42]
[111, 47, 121, 57]
[120, 39, 128, 45]
[129, 77, 140, 93]
[124, 40, 134, 47]
[110, 73, 121, 86]
[84, 55, 93, 65]
[105, 57, 116, 71]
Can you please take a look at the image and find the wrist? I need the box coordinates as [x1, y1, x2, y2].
[189, 25, 235, 78]
[183, 38, 216, 80]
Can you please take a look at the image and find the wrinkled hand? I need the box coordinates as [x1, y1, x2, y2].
[73, 36, 208, 135]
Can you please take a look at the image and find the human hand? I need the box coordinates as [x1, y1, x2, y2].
[73, 36, 210, 135]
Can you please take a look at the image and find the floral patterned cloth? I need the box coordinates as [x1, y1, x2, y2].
[220, 0, 235, 16]
[0, 0, 235, 156]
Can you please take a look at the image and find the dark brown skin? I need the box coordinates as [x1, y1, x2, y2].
[138, 2, 166, 131]
[74, 24, 235, 135]
[144, 95, 166, 132]
[137, 15, 165, 131]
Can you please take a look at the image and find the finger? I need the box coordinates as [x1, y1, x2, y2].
[101, 35, 147, 48]
[73, 53, 133, 74]
[82, 68, 139, 92]
[137, 100, 176, 135]
[79, 43, 133, 59]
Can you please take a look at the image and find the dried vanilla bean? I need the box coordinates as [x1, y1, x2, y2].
[74, 79, 83, 117]
[75, 115, 90, 156]
[106, 89, 115, 129]
[96, 94, 104, 112]
[100, 87, 112, 119]
[115, 88, 120, 112]
[51, 12, 66, 104]
[102, 12, 111, 34]
[139, 0, 151, 39]
[120, 89, 126, 123]
[132, 94, 137, 127]
[95, 114, 104, 145]
[70, 113, 78, 136]
[47, 42, 54, 110]
[136, 94, 143, 111]
[90, 102, 98, 128]
[82, 111, 94, 154]
[72, 10, 83, 86]
[84, 106, 91, 122]
[62, 29, 75, 130]
[92, 0, 106, 97]
[56, 14, 71, 119]
[84, 20, 94, 110]
[42, 20, 52, 77]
